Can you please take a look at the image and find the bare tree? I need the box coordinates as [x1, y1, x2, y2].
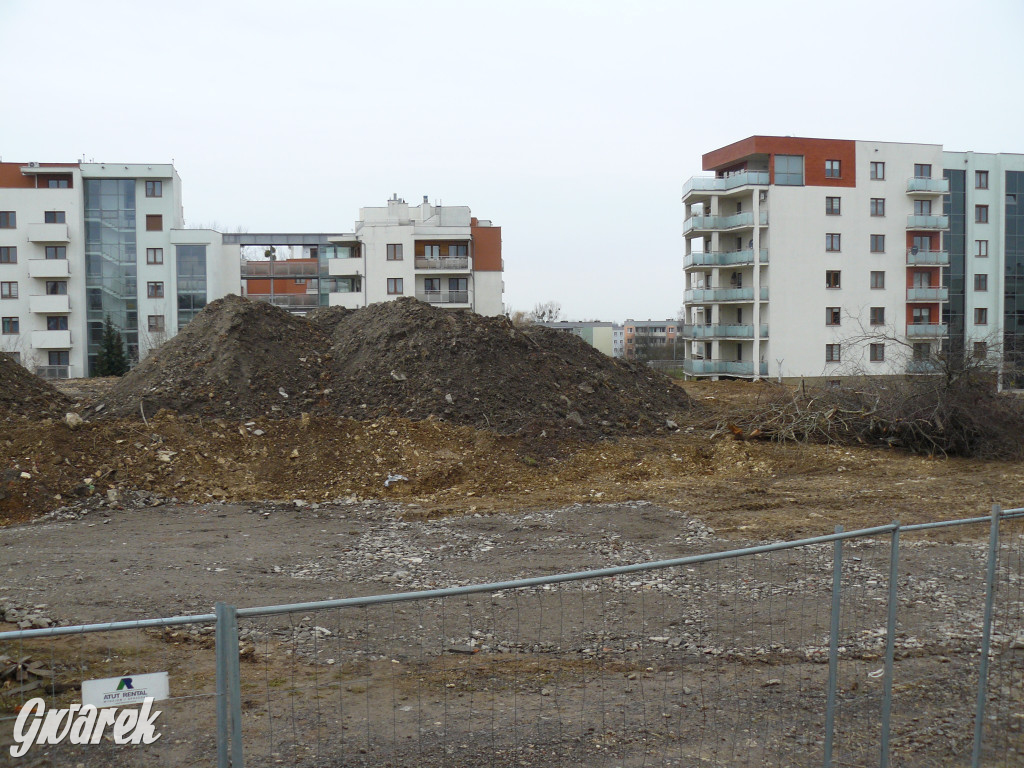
[529, 301, 563, 323]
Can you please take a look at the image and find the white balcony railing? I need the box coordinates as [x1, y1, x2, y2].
[28, 258, 71, 278]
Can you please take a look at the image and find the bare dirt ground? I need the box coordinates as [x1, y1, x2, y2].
[2, 364, 1023, 766]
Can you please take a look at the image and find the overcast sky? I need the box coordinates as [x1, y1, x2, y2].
[3, 0, 1022, 322]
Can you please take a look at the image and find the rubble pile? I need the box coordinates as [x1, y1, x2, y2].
[0, 352, 71, 421]
[98, 296, 690, 439]
[100, 295, 333, 419]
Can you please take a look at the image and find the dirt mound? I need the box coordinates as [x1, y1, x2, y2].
[97, 296, 690, 440]
[322, 298, 690, 439]
[100, 295, 332, 419]
[0, 352, 71, 421]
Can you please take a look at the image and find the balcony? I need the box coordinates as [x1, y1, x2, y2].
[32, 330, 71, 349]
[327, 291, 364, 310]
[683, 210, 767, 235]
[35, 365, 70, 380]
[682, 171, 770, 197]
[907, 287, 948, 302]
[907, 214, 949, 229]
[247, 293, 319, 311]
[907, 359, 940, 374]
[416, 290, 469, 305]
[29, 294, 70, 313]
[27, 223, 70, 243]
[684, 249, 769, 268]
[28, 258, 71, 278]
[327, 258, 362, 277]
[414, 257, 470, 270]
[906, 249, 949, 266]
[683, 359, 768, 377]
[240, 260, 320, 278]
[906, 324, 948, 338]
[685, 286, 769, 303]
[906, 177, 949, 195]
[682, 324, 769, 339]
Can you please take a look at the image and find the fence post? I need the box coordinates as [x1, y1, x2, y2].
[880, 521, 900, 767]
[216, 602, 230, 768]
[971, 504, 1002, 767]
[823, 525, 843, 768]
[226, 603, 245, 768]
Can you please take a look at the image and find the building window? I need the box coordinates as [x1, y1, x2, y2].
[826, 233, 841, 252]
[870, 235, 885, 253]
[976, 171, 989, 189]
[0, 247, 16, 264]
[43, 211, 66, 224]
[387, 278, 403, 295]
[423, 245, 441, 259]
[826, 270, 841, 289]
[914, 200, 932, 216]
[45, 246, 67, 260]
[974, 341, 988, 359]
[826, 196, 841, 215]
[976, 205, 989, 223]
[870, 343, 885, 362]
[870, 271, 885, 289]
[148, 315, 165, 332]
[46, 316, 69, 331]
[47, 179, 70, 189]
[147, 281, 164, 298]
[912, 307, 932, 325]
[975, 307, 988, 325]
[825, 344, 841, 363]
[976, 240, 988, 257]
[975, 274, 988, 291]
[826, 307, 841, 326]
[45, 280, 67, 295]
[146, 248, 164, 265]
[870, 307, 885, 326]
[423, 278, 440, 292]
[914, 163, 932, 179]
[146, 214, 163, 231]
[913, 343, 931, 361]
[145, 180, 163, 198]
[870, 162, 885, 180]
[48, 350, 69, 366]
[0, 212, 15, 229]
[386, 244, 403, 261]
[1, 317, 18, 334]
[1, 282, 17, 299]
[450, 243, 469, 257]
[825, 160, 841, 179]
[870, 198, 885, 217]
[774, 154, 804, 186]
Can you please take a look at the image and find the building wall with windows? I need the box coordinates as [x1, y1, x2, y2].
[0, 161, 238, 378]
[324, 195, 503, 316]
[623, 319, 680, 360]
[682, 136, 1024, 380]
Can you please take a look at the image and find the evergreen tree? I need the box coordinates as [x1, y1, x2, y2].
[94, 315, 129, 377]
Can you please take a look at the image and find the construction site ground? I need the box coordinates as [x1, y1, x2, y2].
[2, 375, 1023, 766]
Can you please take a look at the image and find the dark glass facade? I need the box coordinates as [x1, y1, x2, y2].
[176, 245, 207, 329]
[942, 169, 966, 353]
[1005, 171, 1024, 385]
[84, 179, 137, 375]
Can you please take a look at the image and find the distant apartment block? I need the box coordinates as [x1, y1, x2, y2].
[612, 324, 624, 358]
[0, 162, 238, 378]
[623, 319, 680, 360]
[540, 321, 615, 357]
[681, 136, 1024, 380]
[238, 195, 504, 317]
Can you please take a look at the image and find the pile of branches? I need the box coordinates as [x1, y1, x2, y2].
[717, 372, 1024, 460]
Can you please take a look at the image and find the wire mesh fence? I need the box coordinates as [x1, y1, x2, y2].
[1, 506, 1023, 767]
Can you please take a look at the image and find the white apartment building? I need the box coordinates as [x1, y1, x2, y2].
[0, 162, 239, 378]
[681, 136, 1024, 381]
[320, 195, 504, 316]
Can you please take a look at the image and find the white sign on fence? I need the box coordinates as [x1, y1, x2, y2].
[82, 672, 169, 708]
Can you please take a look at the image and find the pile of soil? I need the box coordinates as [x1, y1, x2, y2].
[322, 298, 690, 439]
[100, 295, 333, 420]
[98, 296, 690, 440]
[0, 352, 71, 421]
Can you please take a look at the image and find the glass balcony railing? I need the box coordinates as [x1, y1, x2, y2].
[684, 249, 769, 268]
[907, 359, 941, 374]
[907, 215, 949, 229]
[683, 171, 770, 197]
[682, 359, 768, 377]
[907, 287, 948, 301]
[906, 177, 949, 194]
[685, 286, 769, 303]
[906, 324, 948, 338]
[906, 249, 949, 266]
[416, 290, 469, 304]
[682, 324, 769, 339]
